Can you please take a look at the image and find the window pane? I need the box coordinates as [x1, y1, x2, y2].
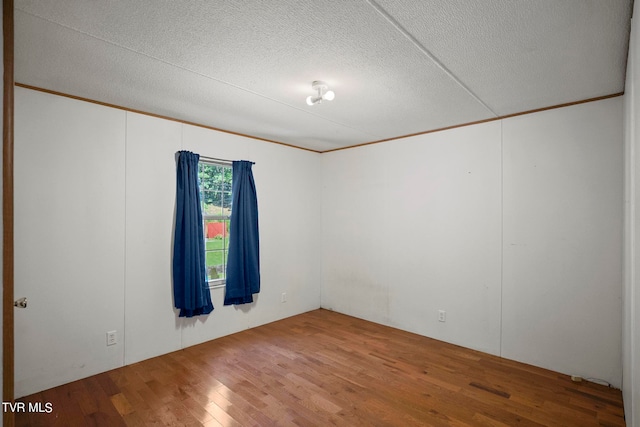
[200, 165, 220, 212]
[203, 191, 222, 217]
[222, 191, 232, 214]
[205, 249, 226, 280]
[204, 219, 229, 281]
[199, 162, 231, 283]
[223, 219, 230, 249]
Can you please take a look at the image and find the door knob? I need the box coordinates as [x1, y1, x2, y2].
[14, 297, 27, 308]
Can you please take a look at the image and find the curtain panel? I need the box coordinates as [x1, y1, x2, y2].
[224, 160, 260, 305]
[172, 151, 214, 317]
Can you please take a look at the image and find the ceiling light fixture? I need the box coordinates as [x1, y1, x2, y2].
[306, 80, 335, 106]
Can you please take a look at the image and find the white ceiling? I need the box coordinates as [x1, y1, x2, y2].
[14, 0, 633, 152]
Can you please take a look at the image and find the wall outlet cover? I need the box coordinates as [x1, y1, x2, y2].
[106, 331, 117, 346]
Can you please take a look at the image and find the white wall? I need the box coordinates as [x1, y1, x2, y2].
[14, 87, 322, 397]
[322, 122, 503, 355]
[124, 112, 182, 364]
[502, 99, 623, 384]
[623, 1, 640, 425]
[322, 97, 624, 387]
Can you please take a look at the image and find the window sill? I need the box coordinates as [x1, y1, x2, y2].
[208, 281, 226, 290]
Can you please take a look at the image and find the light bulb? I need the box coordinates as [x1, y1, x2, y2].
[306, 96, 315, 106]
[324, 90, 335, 101]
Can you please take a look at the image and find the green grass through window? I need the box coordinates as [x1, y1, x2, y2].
[205, 237, 229, 280]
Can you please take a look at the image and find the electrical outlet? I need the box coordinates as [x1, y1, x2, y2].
[281, 292, 287, 303]
[438, 310, 446, 322]
[106, 330, 117, 346]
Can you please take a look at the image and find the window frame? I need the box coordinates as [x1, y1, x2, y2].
[198, 159, 232, 289]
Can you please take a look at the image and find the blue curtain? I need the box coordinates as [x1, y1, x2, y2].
[224, 161, 260, 305]
[172, 151, 214, 317]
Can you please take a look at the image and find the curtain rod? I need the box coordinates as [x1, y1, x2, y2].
[199, 155, 232, 165]
[199, 155, 255, 165]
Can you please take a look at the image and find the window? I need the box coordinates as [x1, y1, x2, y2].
[198, 161, 232, 287]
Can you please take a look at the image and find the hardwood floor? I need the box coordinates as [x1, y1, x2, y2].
[16, 309, 625, 426]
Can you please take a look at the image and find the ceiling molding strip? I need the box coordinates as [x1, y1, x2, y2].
[14, 83, 322, 153]
[15, 83, 623, 154]
[365, 0, 499, 118]
[322, 92, 624, 153]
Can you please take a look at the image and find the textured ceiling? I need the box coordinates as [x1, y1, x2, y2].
[14, 0, 633, 152]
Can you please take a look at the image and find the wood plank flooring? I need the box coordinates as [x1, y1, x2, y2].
[15, 309, 625, 426]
